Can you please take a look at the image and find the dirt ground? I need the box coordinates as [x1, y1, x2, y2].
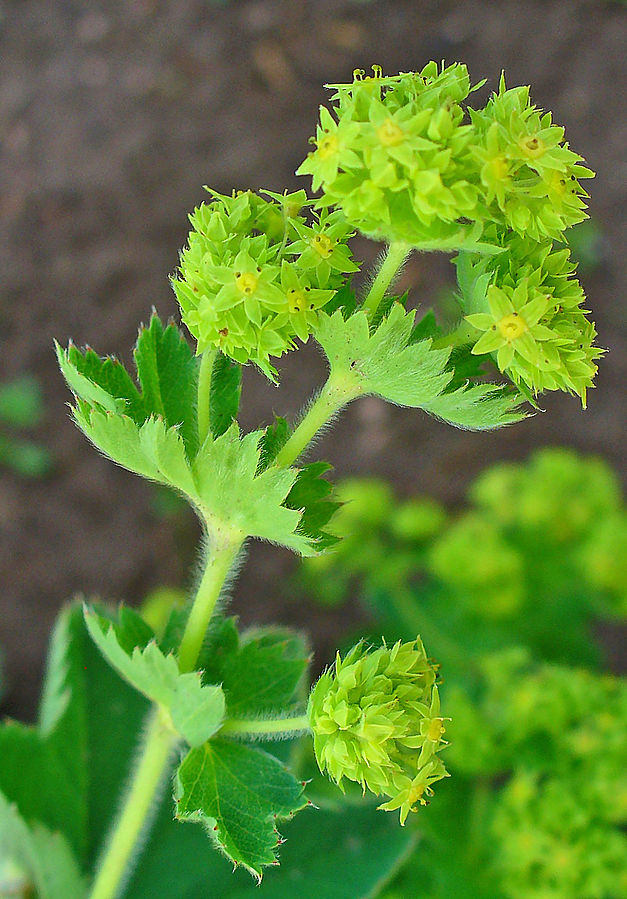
[1, 0, 625, 719]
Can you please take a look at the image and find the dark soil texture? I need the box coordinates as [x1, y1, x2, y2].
[1, 0, 625, 719]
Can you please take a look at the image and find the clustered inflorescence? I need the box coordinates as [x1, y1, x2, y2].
[308, 639, 449, 824]
[172, 188, 357, 376]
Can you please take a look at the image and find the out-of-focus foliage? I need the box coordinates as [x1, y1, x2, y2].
[0, 375, 52, 478]
[297, 448, 626, 899]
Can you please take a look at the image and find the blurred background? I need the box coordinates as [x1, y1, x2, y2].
[0, 0, 625, 720]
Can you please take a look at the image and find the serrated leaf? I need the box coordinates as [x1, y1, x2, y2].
[192, 425, 314, 554]
[209, 352, 242, 438]
[258, 416, 291, 471]
[201, 622, 309, 718]
[316, 306, 526, 430]
[85, 608, 225, 745]
[73, 404, 199, 499]
[58, 313, 200, 456]
[284, 462, 341, 550]
[175, 740, 308, 879]
[421, 382, 525, 430]
[134, 314, 199, 455]
[0, 793, 87, 899]
[170, 680, 225, 747]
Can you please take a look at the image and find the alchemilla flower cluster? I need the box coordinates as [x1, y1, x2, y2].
[308, 639, 448, 824]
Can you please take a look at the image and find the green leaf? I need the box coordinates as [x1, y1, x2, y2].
[258, 416, 291, 471]
[284, 462, 341, 550]
[316, 306, 525, 430]
[192, 425, 314, 554]
[85, 608, 225, 746]
[175, 740, 308, 879]
[58, 313, 200, 457]
[228, 804, 417, 899]
[0, 793, 87, 899]
[134, 314, 199, 455]
[73, 404, 198, 499]
[0, 375, 44, 428]
[209, 352, 242, 438]
[201, 623, 309, 717]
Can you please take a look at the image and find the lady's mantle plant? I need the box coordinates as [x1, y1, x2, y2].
[1, 63, 599, 899]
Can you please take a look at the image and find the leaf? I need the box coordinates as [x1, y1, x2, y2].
[85, 607, 225, 746]
[175, 740, 308, 879]
[192, 425, 314, 554]
[316, 306, 526, 430]
[209, 352, 242, 438]
[228, 804, 417, 899]
[73, 404, 199, 500]
[201, 623, 309, 718]
[129, 784, 415, 899]
[134, 314, 199, 455]
[421, 381, 526, 430]
[58, 313, 200, 457]
[0, 793, 87, 899]
[258, 416, 291, 471]
[284, 462, 341, 550]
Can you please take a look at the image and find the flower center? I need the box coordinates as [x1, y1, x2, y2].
[377, 118, 404, 147]
[287, 288, 306, 313]
[497, 312, 527, 341]
[426, 718, 446, 742]
[317, 134, 339, 159]
[311, 233, 334, 258]
[520, 135, 545, 158]
[234, 272, 258, 295]
[490, 156, 510, 180]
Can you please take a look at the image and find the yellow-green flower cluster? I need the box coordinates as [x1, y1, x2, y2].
[308, 639, 448, 824]
[460, 231, 602, 405]
[298, 62, 483, 248]
[172, 188, 358, 375]
[297, 63, 594, 250]
[470, 76, 594, 241]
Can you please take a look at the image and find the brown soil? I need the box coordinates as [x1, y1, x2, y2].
[1, 0, 625, 719]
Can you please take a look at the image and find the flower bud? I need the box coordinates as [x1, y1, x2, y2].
[308, 638, 449, 824]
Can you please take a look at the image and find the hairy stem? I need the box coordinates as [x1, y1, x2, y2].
[88, 711, 176, 899]
[178, 535, 243, 673]
[220, 713, 311, 737]
[197, 348, 216, 447]
[89, 535, 241, 898]
[361, 241, 411, 319]
[274, 374, 361, 469]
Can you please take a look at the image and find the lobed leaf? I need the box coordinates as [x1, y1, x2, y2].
[85, 608, 225, 747]
[316, 305, 525, 430]
[209, 352, 242, 439]
[200, 619, 309, 718]
[175, 739, 308, 879]
[284, 462, 341, 550]
[0, 793, 87, 899]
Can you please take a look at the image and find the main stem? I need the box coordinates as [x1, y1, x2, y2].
[361, 241, 410, 318]
[89, 711, 176, 899]
[197, 349, 216, 447]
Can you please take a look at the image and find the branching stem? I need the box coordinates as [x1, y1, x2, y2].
[361, 241, 411, 319]
[221, 713, 311, 737]
[274, 374, 361, 469]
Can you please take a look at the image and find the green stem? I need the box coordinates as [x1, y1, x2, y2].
[88, 711, 176, 899]
[361, 241, 410, 319]
[274, 374, 361, 469]
[220, 713, 310, 737]
[178, 535, 242, 673]
[197, 348, 216, 447]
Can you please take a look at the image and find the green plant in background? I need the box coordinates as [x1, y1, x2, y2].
[0, 375, 51, 478]
[298, 450, 626, 898]
[0, 63, 603, 898]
